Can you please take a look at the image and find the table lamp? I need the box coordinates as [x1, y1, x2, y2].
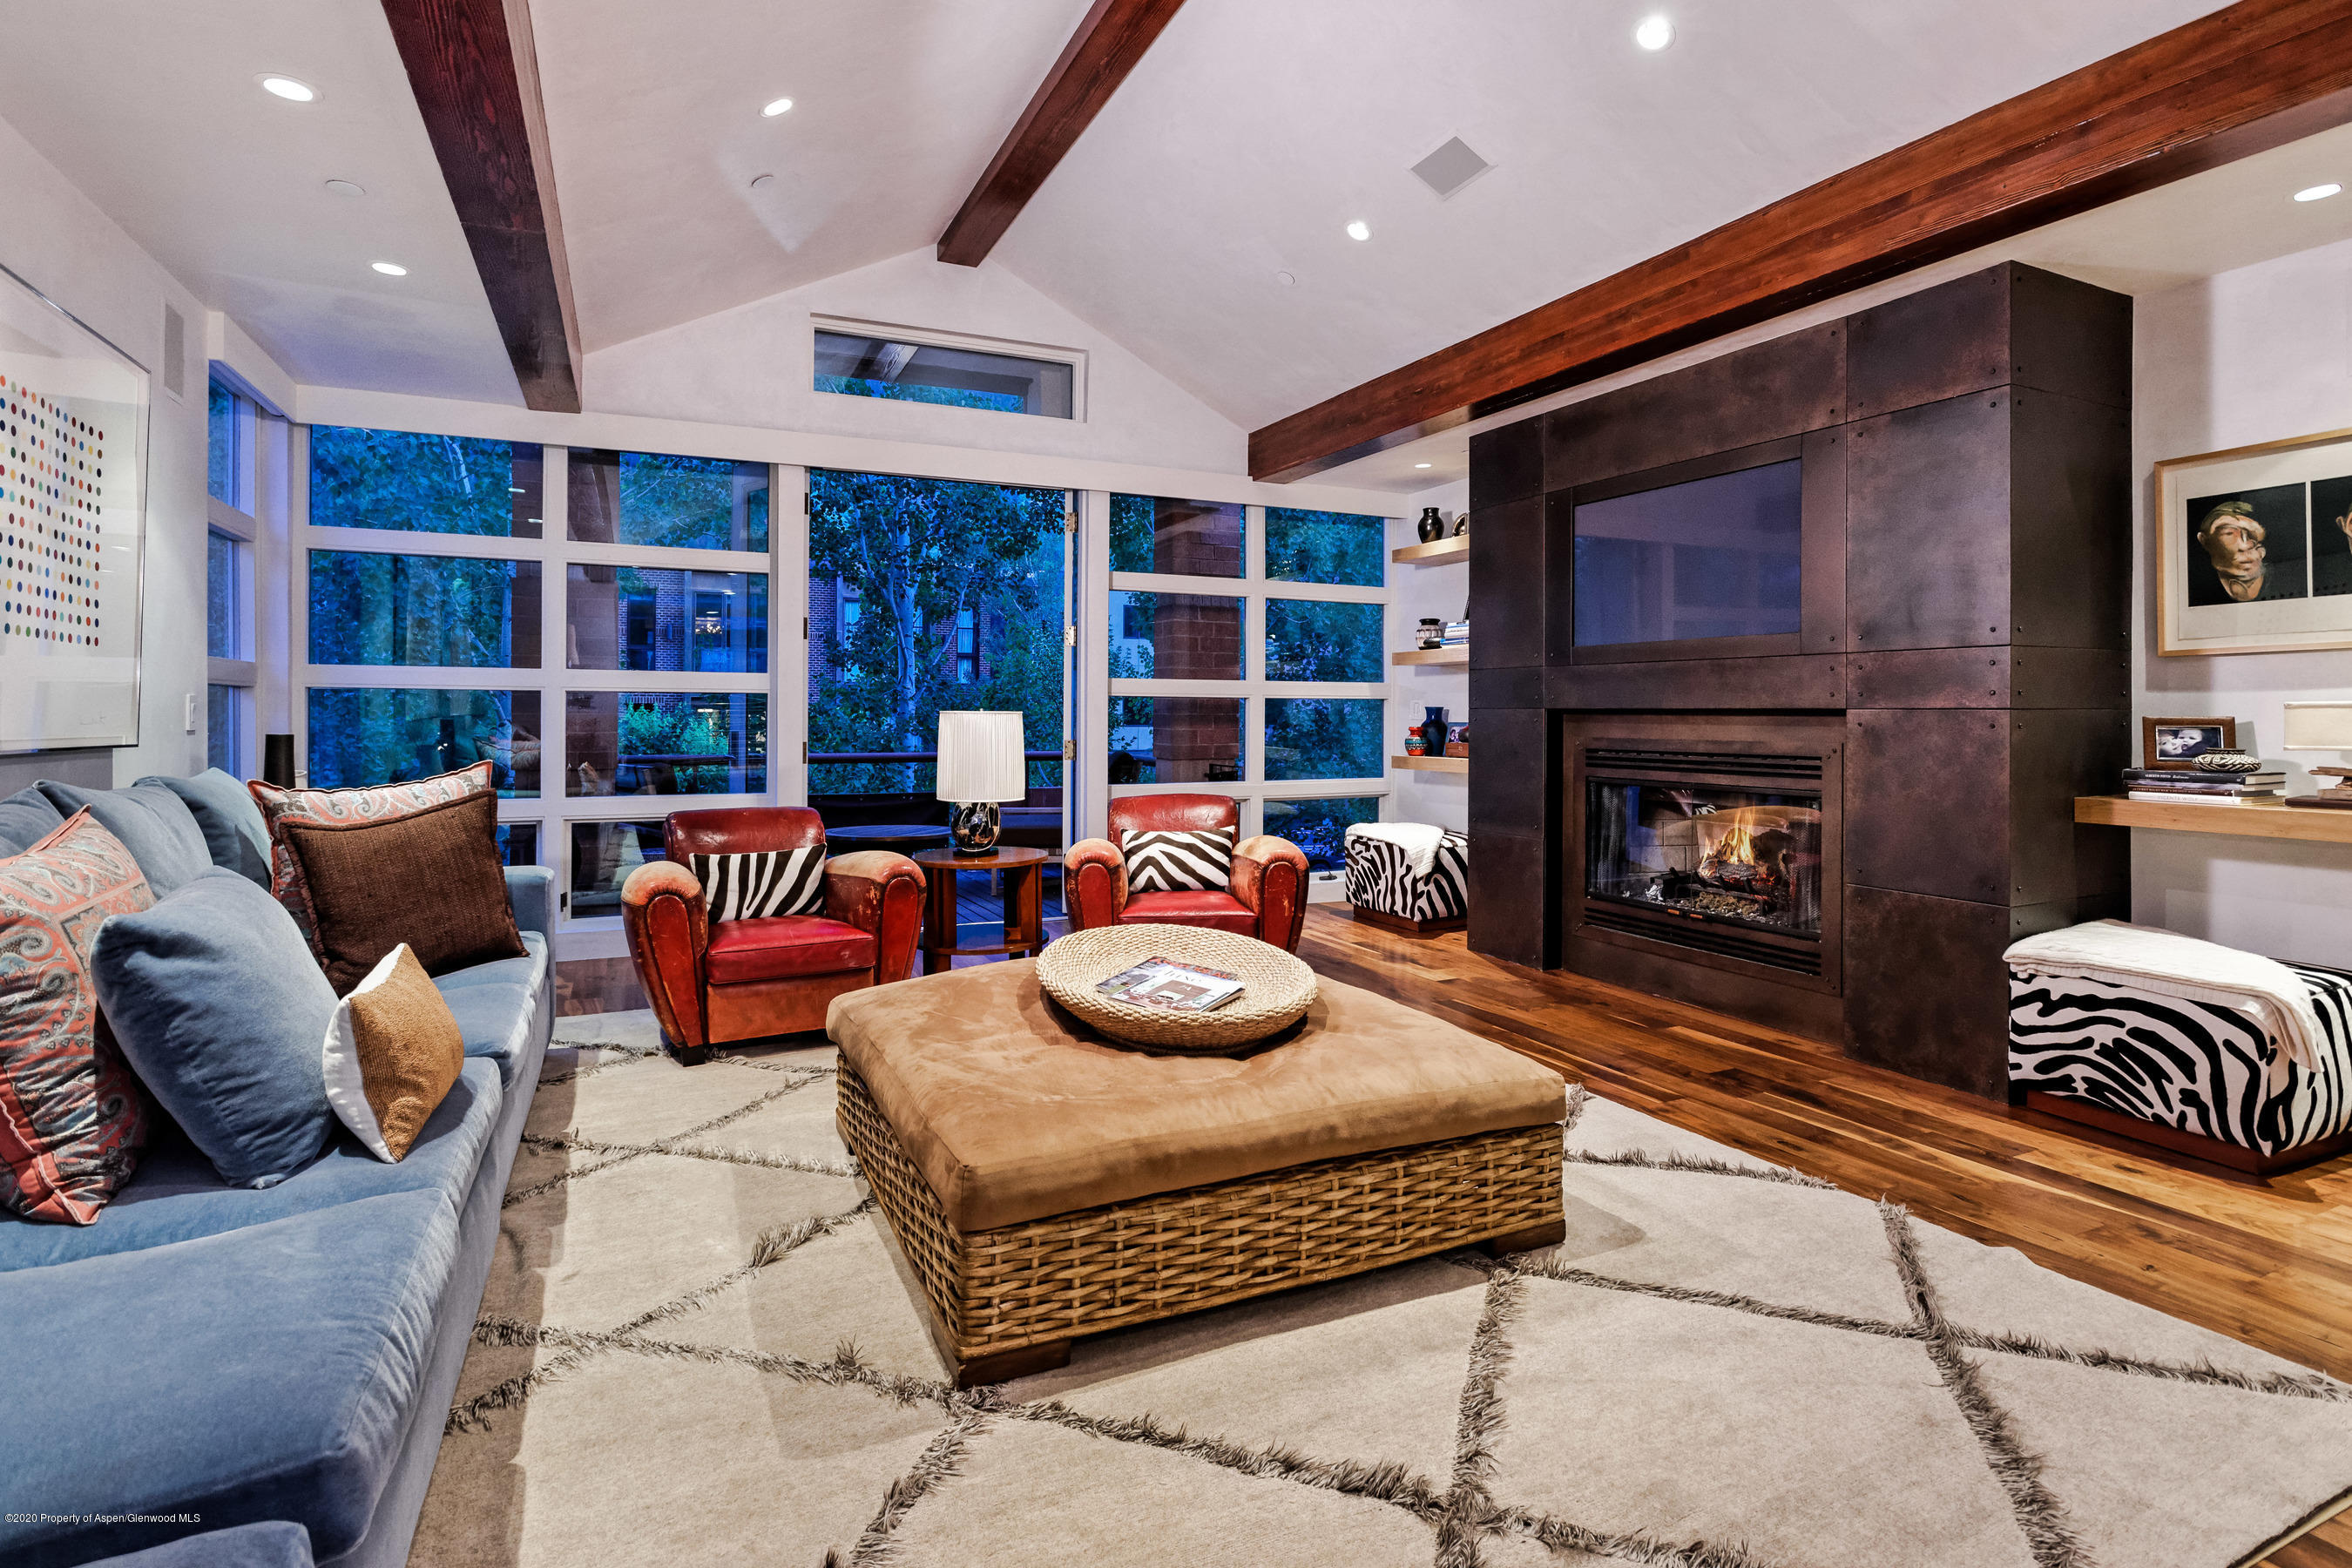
[936, 710, 1025, 855]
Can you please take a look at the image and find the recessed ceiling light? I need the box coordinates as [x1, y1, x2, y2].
[749, 173, 775, 191]
[1414, 463, 1433, 470]
[1345, 220, 1371, 242]
[260, 75, 315, 102]
[370, 261, 408, 276]
[324, 179, 365, 199]
[1634, 15, 1673, 50]
[1274, 270, 1296, 286]
[761, 97, 794, 118]
[2295, 182, 2342, 203]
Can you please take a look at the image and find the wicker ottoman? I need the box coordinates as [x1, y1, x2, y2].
[827, 959, 1566, 1386]
[1344, 823, 1469, 935]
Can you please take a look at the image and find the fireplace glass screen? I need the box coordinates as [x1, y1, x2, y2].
[1587, 781, 1823, 936]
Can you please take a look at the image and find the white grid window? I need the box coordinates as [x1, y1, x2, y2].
[1092, 496, 1390, 852]
[293, 430, 779, 947]
[206, 377, 261, 774]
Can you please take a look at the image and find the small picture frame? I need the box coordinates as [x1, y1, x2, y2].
[1444, 721, 1470, 758]
[2141, 716, 2237, 770]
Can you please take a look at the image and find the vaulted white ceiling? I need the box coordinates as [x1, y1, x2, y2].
[10, 0, 2347, 454]
[990, 0, 2230, 430]
[0, 0, 517, 402]
[530, 0, 1095, 352]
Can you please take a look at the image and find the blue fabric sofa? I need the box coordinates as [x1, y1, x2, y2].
[0, 772, 553, 1568]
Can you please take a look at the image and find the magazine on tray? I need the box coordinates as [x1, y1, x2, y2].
[1095, 956, 1247, 1012]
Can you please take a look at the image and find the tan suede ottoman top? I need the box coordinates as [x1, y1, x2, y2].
[826, 957, 1566, 1232]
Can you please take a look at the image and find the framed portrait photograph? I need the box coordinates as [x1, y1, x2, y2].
[2157, 425, 2352, 654]
[2141, 716, 2237, 770]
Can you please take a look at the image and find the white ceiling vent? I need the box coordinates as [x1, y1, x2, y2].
[1411, 138, 1493, 200]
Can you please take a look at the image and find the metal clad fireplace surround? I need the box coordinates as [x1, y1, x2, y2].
[1467, 262, 2133, 1098]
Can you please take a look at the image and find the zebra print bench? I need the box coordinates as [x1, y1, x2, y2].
[1344, 825, 1468, 936]
[2009, 956, 2352, 1174]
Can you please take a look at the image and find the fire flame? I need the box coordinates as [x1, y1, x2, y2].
[1707, 823, 1757, 867]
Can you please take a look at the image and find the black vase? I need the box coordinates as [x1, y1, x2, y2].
[1416, 506, 1445, 543]
[1420, 706, 1449, 757]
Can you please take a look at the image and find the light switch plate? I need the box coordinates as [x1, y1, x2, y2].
[184, 692, 198, 733]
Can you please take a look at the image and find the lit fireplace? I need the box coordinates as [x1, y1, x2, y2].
[1587, 781, 1823, 938]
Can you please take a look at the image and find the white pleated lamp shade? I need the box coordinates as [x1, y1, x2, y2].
[935, 710, 1026, 802]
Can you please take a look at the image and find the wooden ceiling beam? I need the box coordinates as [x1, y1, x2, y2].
[1248, 0, 2352, 483]
[937, 0, 1188, 267]
[380, 0, 582, 412]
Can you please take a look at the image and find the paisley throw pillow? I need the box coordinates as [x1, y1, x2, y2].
[0, 810, 155, 1224]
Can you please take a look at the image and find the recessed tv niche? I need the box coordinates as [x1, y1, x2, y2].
[1572, 457, 1801, 647]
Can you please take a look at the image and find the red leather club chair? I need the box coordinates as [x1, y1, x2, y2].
[622, 807, 925, 1063]
[1064, 794, 1311, 953]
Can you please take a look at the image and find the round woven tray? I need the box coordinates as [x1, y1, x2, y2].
[1036, 924, 1317, 1055]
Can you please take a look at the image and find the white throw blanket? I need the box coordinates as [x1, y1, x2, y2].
[1346, 821, 1449, 881]
[2004, 919, 2328, 1071]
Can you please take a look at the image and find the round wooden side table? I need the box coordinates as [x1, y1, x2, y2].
[911, 845, 1051, 975]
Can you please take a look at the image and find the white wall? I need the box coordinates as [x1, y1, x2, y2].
[0, 112, 217, 787]
[586, 247, 1247, 476]
[2132, 238, 2352, 966]
[1388, 478, 1469, 832]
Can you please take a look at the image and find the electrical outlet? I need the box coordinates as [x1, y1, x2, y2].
[184, 693, 198, 733]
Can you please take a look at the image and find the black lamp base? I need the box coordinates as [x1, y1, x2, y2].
[950, 801, 1001, 855]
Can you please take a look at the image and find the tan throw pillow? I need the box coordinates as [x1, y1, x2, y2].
[281, 787, 525, 995]
[322, 944, 464, 1162]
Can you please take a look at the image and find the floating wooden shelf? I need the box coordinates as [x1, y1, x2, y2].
[1393, 754, 1468, 774]
[2075, 794, 2352, 845]
[1392, 534, 1468, 565]
[1393, 646, 1469, 666]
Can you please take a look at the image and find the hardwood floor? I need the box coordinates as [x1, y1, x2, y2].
[555, 905, 2352, 1562]
[554, 955, 645, 1016]
[1293, 908, 2352, 1567]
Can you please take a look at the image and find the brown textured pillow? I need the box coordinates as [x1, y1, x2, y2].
[249, 760, 498, 959]
[321, 943, 464, 1161]
[284, 788, 525, 994]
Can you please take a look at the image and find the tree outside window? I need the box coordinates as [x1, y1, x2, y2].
[807, 470, 1065, 797]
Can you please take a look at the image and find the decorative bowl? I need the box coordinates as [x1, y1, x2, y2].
[2193, 750, 2261, 774]
[1037, 925, 1315, 1056]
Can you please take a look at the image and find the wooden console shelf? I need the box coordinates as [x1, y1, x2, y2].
[2075, 794, 2352, 846]
[1392, 534, 1467, 566]
[1393, 754, 1468, 774]
[1394, 646, 1468, 666]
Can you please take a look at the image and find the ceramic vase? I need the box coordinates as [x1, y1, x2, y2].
[1420, 706, 1449, 757]
[1416, 506, 1445, 543]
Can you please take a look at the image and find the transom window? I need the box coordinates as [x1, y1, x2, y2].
[814, 324, 1078, 420]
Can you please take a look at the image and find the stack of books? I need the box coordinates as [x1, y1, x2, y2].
[2124, 767, 2283, 805]
[2294, 766, 2352, 809]
[1440, 619, 1470, 648]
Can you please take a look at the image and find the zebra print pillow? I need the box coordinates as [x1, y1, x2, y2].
[1120, 827, 1234, 894]
[689, 848, 827, 922]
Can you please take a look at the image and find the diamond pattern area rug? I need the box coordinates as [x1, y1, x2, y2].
[411, 1010, 2352, 1568]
